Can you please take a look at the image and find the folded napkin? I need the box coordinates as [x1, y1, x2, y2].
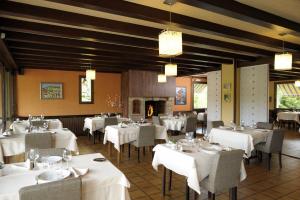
[69, 167, 89, 178]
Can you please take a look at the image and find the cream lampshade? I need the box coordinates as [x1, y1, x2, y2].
[274, 52, 292, 70]
[165, 63, 177, 76]
[86, 69, 96, 80]
[159, 30, 182, 57]
[157, 73, 167, 83]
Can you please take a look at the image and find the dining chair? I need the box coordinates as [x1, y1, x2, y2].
[95, 117, 118, 144]
[152, 116, 161, 125]
[255, 129, 284, 170]
[130, 125, 155, 162]
[31, 120, 47, 128]
[25, 132, 53, 152]
[182, 116, 197, 137]
[256, 122, 273, 130]
[19, 177, 82, 200]
[198, 149, 244, 200]
[206, 121, 224, 134]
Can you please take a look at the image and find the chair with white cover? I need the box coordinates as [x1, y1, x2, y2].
[31, 120, 47, 128]
[182, 116, 197, 137]
[206, 121, 224, 135]
[198, 149, 244, 200]
[25, 132, 52, 151]
[95, 117, 118, 144]
[255, 129, 284, 170]
[38, 148, 65, 158]
[19, 177, 81, 200]
[256, 122, 273, 130]
[152, 116, 161, 125]
[130, 125, 155, 162]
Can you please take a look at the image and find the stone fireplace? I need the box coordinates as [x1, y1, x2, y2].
[128, 97, 174, 121]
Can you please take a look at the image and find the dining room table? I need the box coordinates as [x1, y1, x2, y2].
[0, 127, 78, 163]
[83, 116, 130, 134]
[103, 123, 168, 165]
[152, 142, 247, 197]
[0, 153, 131, 200]
[10, 119, 63, 134]
[277, 111, 300, 124]
[161, 116, 186, 131]
[209, 127, 271, 158]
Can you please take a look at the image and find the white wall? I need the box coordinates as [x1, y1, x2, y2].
[240, 64, 269, 126]
[207, 71, 221, 121]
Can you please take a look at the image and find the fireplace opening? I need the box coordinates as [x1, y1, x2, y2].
[145, 100, 166, 118]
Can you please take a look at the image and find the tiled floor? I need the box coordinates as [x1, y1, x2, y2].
[78, 130, 300, 200]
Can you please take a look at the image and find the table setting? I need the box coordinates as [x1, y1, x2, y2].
[209, 123, 271, 157]
[152, 136, 246, 195]
[161, 115, 186, 131]
[0, 153, 131, 200]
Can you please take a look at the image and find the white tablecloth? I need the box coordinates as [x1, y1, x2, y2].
[0, 129, 78, 163]
[83, 117, 129, 134]
[10, 119, 63, 134]
[152, 144, 246, 194]
[0, 153, 130, 200]
[209, 128, 270, 157]
[103, 124, 168, 151]
[277, 112, 300, 123]
[162, 117, 185, 131]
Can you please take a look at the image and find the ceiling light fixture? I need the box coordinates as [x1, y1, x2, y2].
[159, 3, 182, 57]
[86, 64, 96, 80]
[165, 58, 177, 76]
[274, 34, 293, 70]
[158, 66, 167, 83]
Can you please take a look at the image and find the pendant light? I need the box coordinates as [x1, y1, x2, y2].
[165, 58, 177, 76]
[274, 36, 293, 70]
[159, 4, 182, 57]
[158, 66, 167, 83]
[295, 80, 300, 87]
[86, 64, 96, 80]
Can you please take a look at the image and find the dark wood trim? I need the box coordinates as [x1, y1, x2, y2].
[79, 75, 94, 104]
[0, 39, 18, 70]
[0, 63, 6, 131]
[233, 59, 237, 123]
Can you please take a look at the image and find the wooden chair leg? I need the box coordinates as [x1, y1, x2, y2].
[279, 151, 282, 169]
[229, 187, 237, 200]
[143, 147, 146, 156]
[185, 180, 190, 200]
[168, 170, 172, 191]
[208, 191, 212, 199]
[137, 147, 140, 163]
[128, 144, 131, 158]
[268, 153, 272, 170]
[211, 193, 215, 200]
[93, 133, 96, 144]
[162, 167, 166, 196]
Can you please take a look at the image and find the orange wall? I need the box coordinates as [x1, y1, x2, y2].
[16, 69, 121, 116]
[173, 77, 192, 111]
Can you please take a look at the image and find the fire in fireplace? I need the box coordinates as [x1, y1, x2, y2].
[145, 100, 166, 118]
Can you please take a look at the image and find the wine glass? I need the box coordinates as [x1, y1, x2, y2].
[63, 149, 72, 169]
[43, 122, 48, 130]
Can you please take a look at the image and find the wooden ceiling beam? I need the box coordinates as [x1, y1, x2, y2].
[44, 0, 300, 51]
[178, 0, 300, 37]
[4, 31, 232, 64]
[0, 18, 255, 60]
[0, 1, 293, 55]
[0, 39, 17, 69]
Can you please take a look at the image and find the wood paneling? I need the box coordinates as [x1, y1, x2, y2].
[128, 70, 176, 98]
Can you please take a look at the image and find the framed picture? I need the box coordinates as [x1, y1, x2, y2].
[79, 75, 94, 104]
[175, 86, 187, 105]
[40, 82, 63, 100]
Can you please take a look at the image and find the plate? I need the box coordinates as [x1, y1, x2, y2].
[36, 169, 70, 184]
[42, 156, 62, 164]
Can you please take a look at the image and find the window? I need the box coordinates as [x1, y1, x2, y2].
[275, 82, 300, 109]
[193, 83, 207, 109]
[79, 76, 94, 104]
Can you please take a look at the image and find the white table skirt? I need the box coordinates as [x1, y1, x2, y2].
[277, 112, 300, 123]
[209, 128, 270, 157]
[162, 118, 185, 131]
[152, 144, 246, 194]
[0, 153, 131, 200]
[83, 117, 129, 134]
[103, 125, 168, 151]
[0, 129, 78, 163]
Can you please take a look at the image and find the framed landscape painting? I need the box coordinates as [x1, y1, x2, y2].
[175, 86, 187, 105]
[79, 75, 94, 104]
[40, 82, 63, 100]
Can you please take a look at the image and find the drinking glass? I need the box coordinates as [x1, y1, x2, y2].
[43, 122, 48, 130]
[63, 149, 72, 169]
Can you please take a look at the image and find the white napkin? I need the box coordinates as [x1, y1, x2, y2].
[69, 167, 89, 177]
